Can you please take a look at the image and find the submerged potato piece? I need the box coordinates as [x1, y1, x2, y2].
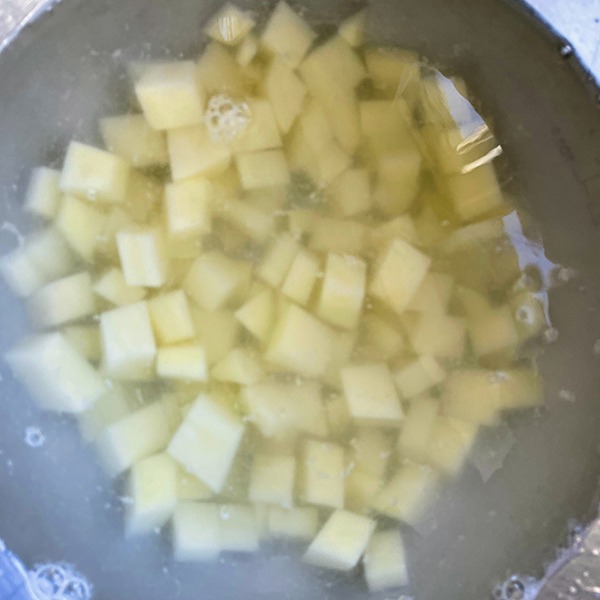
[0, 246, 45, 298]
[331, 168, 371, 217]
[212, 347, 264, 384]
[5, 332, 105, 414]
[236, 149, 290, 189]
[338, 9, 366, 48]
[94, 268, 147, 307]
[301, 438, 345, 509]
[266, 304, 337, 378]
[168, 394, 244, 492]
[393, 355, 446, 399]
[234, 289, 274, 342]
[341, 363, 403, 427]
[410, 313, 466, 359]
[220, 504, 260, 552]
[397, 398, 439, 463]
[148, 289, 195, 345]
[172, 502, 221, 561]
[78, 384, 134, 442]
[310, 218, 366, 255]
[370, 238, 431, 315]
[221, 199, 275, 241]
[426, 416, 478, 475]
[190, 306, 240, 365]
[264, 57, 307, 133]
[231, 99, 282, 153]
[267, 506, 319, 540]
[56, 195, 106, 261]
[60, 141, 130, 204]
[373, 149, 422, 216]
[361, 313, 405, 361]
[176, 465, 214, 501]
[24, 228, 76, 282]
[249, 454, 296, 507]
[281, 249, 320, 306]
[135, 61, 205, 130]
[351, 428, 393, 479]
[468, 305, 519, 361]
[345, 468, 382, 513]
[156, 344, 208, 381]
[406, 273, 454, 314]
[164, 177, 213, 241]
[364, 530, 409, 591]
[304, 510, 375, 571]
[204, 3, 255, 46]
[257, 233, 299, 287]
[116, 227, 169, 288]
[24, 167, 61, 219]
[197, 42, 246, 97]
[63, 324, 102, 363]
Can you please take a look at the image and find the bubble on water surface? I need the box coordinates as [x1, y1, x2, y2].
[28, 563, 92, 600]
[24, 426, 45, 448]
[205, 94, 250, 144]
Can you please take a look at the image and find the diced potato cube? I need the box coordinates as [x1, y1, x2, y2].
[24, 167, 61, 219]
[96, 207, 134, 259]
[168, 394, 244, 492]
[27, 271, 95, 328]
[197, 42, 245, 97]
[350, 428, 393, 478]
[220, 504, 260, 552]
[341, 363, 403, 427]
[100, 114, 168, 168]
[495, 368, 543, 410]
[364, 530, 409, 591]
[94, 268, 147, 306]
[78, 384, 134, 441]
[331, 168, 371, 217]
[338, 10, 366, 47]
[126, 172, 165, 223]
[510, 291, 548, 342]
[426, 417, 478, 475]
[212, 347, 264, 384]
[231, 99, 282, 153]
[368, 215, 419, 250]
[317, 253, 366, 330]
[0, 246, 44, 297]
[266, 304, 337, 377]
[172, 502, 221, 561]
[95, 398, 178, 475]
[176, 465, 214, 501]
[373, 150, 421, 216]
[345, 468, 382, 513]
[126, 453, 177, 536]
[370, 238, 431, 314]
[257, 233, 299, 288]
[261, 1, 317, 67]
[63, 324, 102, 362]
[165, 177, 213, 241]
[168, 125, 232, 181]
[5, 332, 105, 413]
[220, 199, 273, 242]
[100, 301, 157, 380]
[236, 34, 259, 66]
[372, 463, 438, 526]
[397, 398, 439, 463]
[365, 47, 420, 99]
[300, 439, 345, 509]
[116, 227, 169, 288]
[267, 506, 319, 540]
[184, 252, 250, 310]
[360, 314, 405, 361]
[304, 510, 375, 571]
[323, 330, 358, 390]
[406, 273, 454, 314]
[204, 3, 255, 45]
[236, 149, 290, 189]
[393, 355, 446, 399]
[234, 289, 274, 342]
[281, 249, 320, 306]
[135, 62, 205, 130]
[249, 454, 296, 507]
[325, 392, 352, 438]
[190, 306, 240, 365]
[360, 99, 412, 155]
[56, 195, 106, 261]
[310, 218, 366, 255]
[264, 57, 307, 133]
[156, 344, 208, 381]
[468, 305, 519, 360]
[410, 313, 466, 359]
[148, 289, 195, 345]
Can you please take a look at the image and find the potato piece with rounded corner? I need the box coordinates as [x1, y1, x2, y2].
[364, 530, 409, 591]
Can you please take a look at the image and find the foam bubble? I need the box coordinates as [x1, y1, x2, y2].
[204, 94, 250, 144]
[28, 563, 92, 600]
[24, 426, 46, 448]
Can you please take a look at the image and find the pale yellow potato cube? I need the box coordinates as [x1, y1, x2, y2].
[236, 149, 290, 189]
[370, 237, 431, 314]
[410, 313, 466, 359]
[126, 172, 165, 222]
[60, 141, 130, 204]
[221, 199, 275, 242]
[261, 1, 317, 67]
[95, 398, 178, 475]
[281, 249, 320, 306]
[100, 301, 157, 380]
[184, 252, 250, 310]
[304, 510, 375, 571]
[56, 195, 106, 261]
[168, 394, 244, 492]
[372, 463, 438, 526]
[231, 99, 282, 153]
[360, 99, 412, 155]
[116, 227, 168, 288]
[426, 416, 478, 476]
[167, 125, 231, 181]
[257, 233, 299, 288]
[393, 355, 446, 399]
[373, 149, 422, 216]
[345, 468, 382, 513]
[266, 304, 337, 378]
[148, 289, 195, 345]
[0, 246, 45, 298]
[468, 305, 519, 359]
[190, 306, 240, 365]
[100, 114, 168, 168]
[197, 42, 245, 97]
[338, 10, 366, 47]
[172, 502, 221, 561]
[364, 530, 409, 591]
[27, 271, 94, 328]
[249, 454, 296, 506]
[330, 168, 371, 217]
[236, 34, 259, 66]
[368, 216, 419, 252]
[204, 3, 255, 45]
[234, 289, 274, 342]
[220, 504, 260, 552]
[317, 253, 366, 330]
[25, 228, 76, 282]
[212, 347, 264, 384]
[310, 218, 366, 255]
[287, 208, 319, 238]
[24, 167, 61, 219]
[95, 207, 133, 260]
[135, 61, 205, 130]
[325, 392, 352, 438]
[165, 177, 213, 241]
[351, 428, 393, 478]
[63, 324, 102, 363]
[126, 453, 177, 536]
[176, 465, 214, 501]
[78, 384, 134, 441]
[397, 398, 439, 463]
[5, 332, 105, 414]
[406, 272, 454, 313]
[341, 363, 403, 427]
[94, 268, 147, 307]
[267, 506, 319, 540]
[510, 291, 548, 342]
[300, 439, 345, 509]
[323, 330, 358, 389]
[495, 368, 543, 410]
[264, 57, 307, 133]
[156, 344, 208, 381]
[360, 314, 405, 361]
